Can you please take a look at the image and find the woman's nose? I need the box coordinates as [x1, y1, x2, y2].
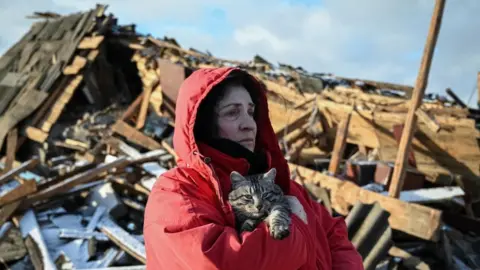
[239, 113, 256, 131]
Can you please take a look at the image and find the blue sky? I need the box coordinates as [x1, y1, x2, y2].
[1, 0, 479, 106]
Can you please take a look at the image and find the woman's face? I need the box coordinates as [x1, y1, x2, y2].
[215, 84, 257, 151]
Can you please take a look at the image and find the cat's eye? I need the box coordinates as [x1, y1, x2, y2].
[243, 195, 253, 200]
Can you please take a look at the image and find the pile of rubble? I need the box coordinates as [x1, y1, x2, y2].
[0, 4, 479, 270]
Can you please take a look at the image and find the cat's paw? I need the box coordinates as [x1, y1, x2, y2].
[241, 220, 257, 232]
[270, 224, 290, 240]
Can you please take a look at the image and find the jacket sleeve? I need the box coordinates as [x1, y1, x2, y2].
[144, 175, 308, 270]
[307, 189, 364, 270]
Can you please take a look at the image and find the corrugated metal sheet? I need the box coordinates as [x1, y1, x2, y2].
[345, 201, 393, 270]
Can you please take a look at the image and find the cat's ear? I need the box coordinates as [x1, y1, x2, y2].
[263, 168, 276, 184]
[230, 171, 245, 185]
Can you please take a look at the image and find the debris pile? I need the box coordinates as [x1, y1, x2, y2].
[0, 4, 479, 269]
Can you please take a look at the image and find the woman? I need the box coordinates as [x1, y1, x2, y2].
[144, 67, 363, 269]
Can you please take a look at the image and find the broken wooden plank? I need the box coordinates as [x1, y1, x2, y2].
[136, 86, 153, 130]
[0, 179, 37, 206]
[388, 0, 446, 198]
[288, 163, 442, 241]
[98, 216, 146, 264]
[78, 36, 104, 49]
[112, 120, 162, 151]
[328, 111, 352, 175]
[25, 126, 49, 143]
[63, 56, 88, 75]
[415, 108, 440, 133]
[120, 92, 144, 121]
[274, 109, 312, 138]
[4, 128, 18, 173]
[0, 158, 39, 185]
[17, 209, 56, 270]
[24, 157, 128, 205]
[40, 75, 83, 133]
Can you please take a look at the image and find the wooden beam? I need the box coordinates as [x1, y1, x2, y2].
[274, 109, 311, 138]
[136, 86, 153, 130]
[0, 180, 37, 206]
[63, 56, 88, 75]
[112, 120, 162, 151]
[0, 158, 39, 185]
[40, 75, 83, 133]
[25, 126, 48, 143]
[4, 128, 18, 173]
[121, 93, 143, 121]
[98, 216, 146, 264]
[78, 36, 104, 49]
[388, 0, 446, 198]
[415, 108, 440, 133]
[288, 163, 442, 241]
[328, 111, 352, 175]
[24, 157, 128, 206]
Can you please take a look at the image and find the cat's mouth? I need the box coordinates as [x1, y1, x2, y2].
[249, 211, 267, 218]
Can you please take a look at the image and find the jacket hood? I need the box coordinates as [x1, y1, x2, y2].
[173, 67, 290, 193]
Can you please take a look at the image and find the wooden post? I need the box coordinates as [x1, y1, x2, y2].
[328, 111, 352, 175]
[388, 0, 446, 198]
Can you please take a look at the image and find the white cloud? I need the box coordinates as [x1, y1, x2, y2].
[1, 0, 479, 105]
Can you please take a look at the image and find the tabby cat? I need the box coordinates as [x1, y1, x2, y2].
[228, 168, 292, 240]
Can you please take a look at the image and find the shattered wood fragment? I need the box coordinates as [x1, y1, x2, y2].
[17, 209, 56, 270]
[274, 109, 312, 138]
[288, 163, 442, 241]
[4, 128, 18, 173]
[121, 92, 144, 121]
[136, 86, 153, 129]
[40, 75, 83, 133]
[0, 157, 39, 185]
[78, 36, 105, 49]
[415, 108, 440, 133]
[112, 120, 162, 151]
[24, 126, 48, 143]
[63, 56, 88, 75]
[98, 216, 146, 264]
[328, 111, 352, 176]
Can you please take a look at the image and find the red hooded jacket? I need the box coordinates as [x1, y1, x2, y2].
[144, 67, 363, 269]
